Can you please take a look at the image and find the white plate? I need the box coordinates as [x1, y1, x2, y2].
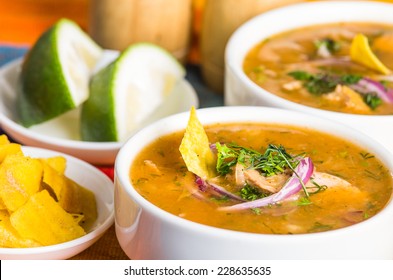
[0, 50, 199, 165]
[0, 146, 114, 260]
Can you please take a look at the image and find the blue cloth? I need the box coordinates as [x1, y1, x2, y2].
[0, 45, 28, 66]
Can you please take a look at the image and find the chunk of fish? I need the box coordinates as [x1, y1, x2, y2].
[306, 171, 353, 191]
[243, 169, 290, 194]
[322, 85, 371, 114]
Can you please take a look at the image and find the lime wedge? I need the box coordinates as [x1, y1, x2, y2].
[81, 43, 185, 142]
[350, 33, 390, 75]
[18, 19, 103, 127]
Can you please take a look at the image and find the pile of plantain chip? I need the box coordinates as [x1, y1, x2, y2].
[0, 135, 97, 248]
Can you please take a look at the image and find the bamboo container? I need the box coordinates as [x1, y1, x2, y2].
[200, 0, 305, 93]
[89, 0, 192, 63]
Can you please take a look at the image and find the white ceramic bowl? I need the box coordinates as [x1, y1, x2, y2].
[0, 50, 199, 165]
[0, 146, 114, 260]
[225, 1, 393, 153]
[114, 106, 393, 259]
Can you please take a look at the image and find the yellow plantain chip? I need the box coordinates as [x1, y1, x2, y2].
[58, 177, 97, 231]
[41, 160, 67, 200]
[71, 213, 85, 224]
[42, 156, 67, 174]
[0, 197, 6, 210]
[350, 33, 391, 74]
[179, 107, 216, 180]
[0, 154, 43, 212]
[40, 159, 97, 230]
[0, 214, 42, 248]
[10, 190, 85, 246]
[0, 134, 10, 145]
[0, 209, 8, 221]
[0, 143, 23, 164]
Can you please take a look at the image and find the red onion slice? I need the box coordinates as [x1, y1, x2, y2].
[194, 176, 245, 201]
[189, 176, 245, 201]
[207, 181, 245, 201]
[218, 157, 314, 212]
[350, 78, 393, 103]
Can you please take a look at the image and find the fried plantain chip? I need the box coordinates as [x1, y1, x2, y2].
[41, 160, 67, 200]
[0, 214, 42, 248]
[0, 134, 97, 248]
[0, 135, 10, 145]
[350, 33, 391, 74]
[0, 154, 43, 211]
[10, 190, 85, 246]
[42, 156, 67, 174]
[58, 178, 97, 231]
[179, 107, 216, 180]
[0, 143, 23, 164]
[0, 209, 8, 221]
[0, 197, 6, 210]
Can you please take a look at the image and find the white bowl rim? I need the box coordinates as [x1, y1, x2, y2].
[225, 0, 393, 120]
[0, 146, 115, 257]
[115, 106, 393, 241]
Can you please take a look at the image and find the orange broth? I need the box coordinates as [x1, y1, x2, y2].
[243, 22, 393, 115]
[130, 123, 392, 234]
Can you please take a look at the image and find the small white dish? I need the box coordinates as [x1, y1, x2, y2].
[0, 146, 114, 260]
[0, 50, 199, 165]
[225, 1, 393, 154]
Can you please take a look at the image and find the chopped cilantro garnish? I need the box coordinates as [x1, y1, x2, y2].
[288, 71, 363, 95]
[308, 222, 333, 233]
[307, 179, 327, 194]
[240, 185, 265, 201]
[287, 71, 313, 81]
[305, 74, 338, 95]
[340, 74, 362, 84]
[363, 93, 382, 110]
[297, 197, 312, 206]
[215, 143, 302, 176]
[314, 38, 341, 53]
[215, 142, 238, 175]
[360, 152, 375, 160]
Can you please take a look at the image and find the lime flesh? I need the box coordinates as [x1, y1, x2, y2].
[81, 43, 185, 142]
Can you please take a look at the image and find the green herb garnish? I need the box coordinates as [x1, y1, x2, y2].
[287, 71, 313, 81]
[297, 197, 312, 206]
[340, 74, 362, 84]
[215, 143, 302, 176]
[360, 152, 375, 160]
[307, 179, 327, 194]
[363, 93, 382, 110]
[288, 71, 362, 95]
[308, 222, 333, 232]
[314, 38, 341, 54]
[240, 184, 265, 201]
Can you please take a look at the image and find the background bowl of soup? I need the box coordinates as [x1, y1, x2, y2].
[114, 106, 393, 259]
[225, 1, 393, 154]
